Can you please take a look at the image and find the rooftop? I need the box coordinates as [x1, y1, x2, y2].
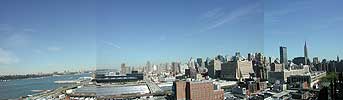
[72, 85, 150, 96]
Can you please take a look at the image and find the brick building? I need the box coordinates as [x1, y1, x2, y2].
[173, 80, 224, 100]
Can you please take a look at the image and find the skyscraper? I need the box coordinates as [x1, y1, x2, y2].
[188, 58, 196, 69]
[304, 41, 308, 65]
[146, 61, 151, 73]
[171, 62, 181, 74]
[248, 53, 252, 61]
[313, 57, 319, 65]
[197, 58, 203, 67]
[337, 56, 340, 62]
[280, 46, 288, 69]
[121, 63, 127, 75]
[205, 57, 211, 69]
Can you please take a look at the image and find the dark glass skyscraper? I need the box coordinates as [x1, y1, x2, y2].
[304, 42, 308, 65]
[280, 46, 287, 69]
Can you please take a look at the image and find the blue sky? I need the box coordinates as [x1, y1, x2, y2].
[0, 0, 342, 74]
[96, 0, 263, 68]
[0, 0, 96, 74]
[264, 0, 343, 61]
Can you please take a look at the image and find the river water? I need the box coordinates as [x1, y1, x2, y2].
[0, 73, 90, 99]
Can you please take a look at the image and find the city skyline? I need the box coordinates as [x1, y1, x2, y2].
[1, 0, 343, 75]
[118, 42, 341, 67]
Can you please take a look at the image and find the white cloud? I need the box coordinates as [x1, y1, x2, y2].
[0, 48, 19, 64]
[47, 46, 63, 52]
[201, 2, 261, 31]
[265, 0, 314, 24]
[200, 8, 225, 21]
[102, 41, 121, 49]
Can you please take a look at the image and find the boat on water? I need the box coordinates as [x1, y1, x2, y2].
[54, 80, 78, 84]
[31, 89, 51, 93]
[53, 74, 62, 77]
[31, 90, 45, 92]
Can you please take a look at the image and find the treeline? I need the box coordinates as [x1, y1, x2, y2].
[0, 74, 53, 80]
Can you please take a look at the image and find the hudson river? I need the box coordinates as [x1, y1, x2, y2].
[0, 73, 90, 99]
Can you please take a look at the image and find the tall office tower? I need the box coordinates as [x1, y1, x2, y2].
[304, 42, 308, 65]
[262, 56, 268, 79]
[205, 57, 211, 69]
[171, 62, 181, 74]
[280, 46, 288, 70]
[313, 57, 319, 65]
[121, 63, 127, 75]
[256, 53, 263, 61]
[152, 65, 157, 72]
[146, 61, 151, 73]
[337, 56, 340, 62]
[127, 66, 132, 74]
[197, 58, 203, 67]
[248, 53, 252, 61]
[188, 58, 196, 69]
